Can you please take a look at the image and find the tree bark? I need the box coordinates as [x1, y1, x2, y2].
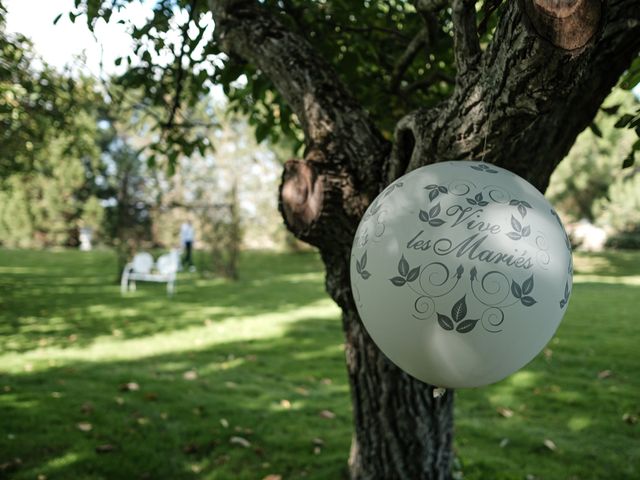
[209, 0, 640, 478]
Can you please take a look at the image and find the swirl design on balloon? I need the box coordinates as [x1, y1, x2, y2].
[481, 307, 505, 333]
[417, 262, 460, 298]
[482, 185, 511, 204]
[412, 295, 436, 321]
[470, 270, 511, 307]
[446, 179, 476, 197]
[535, 233, 551, 269]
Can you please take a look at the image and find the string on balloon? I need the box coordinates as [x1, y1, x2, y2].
[479, 101, 494, 163]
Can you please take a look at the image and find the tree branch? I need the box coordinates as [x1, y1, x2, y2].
[389, 0, 640, 192]
[209, 0, 389, 247]
[452, 0, 481, 76]
[209, 0, 387, 191]
[390, 29, 430, 92]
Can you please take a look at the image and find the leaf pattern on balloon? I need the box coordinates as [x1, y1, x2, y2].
[437, 313, 454, 331]
[506, 215, 530, 240]
[355, 251, 371, 280]
[389, 255, 420, 286]
[417, 202, 446, 227]
[436, 296, 478, 334]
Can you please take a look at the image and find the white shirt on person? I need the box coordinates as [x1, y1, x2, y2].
[180, 223, 194, 244]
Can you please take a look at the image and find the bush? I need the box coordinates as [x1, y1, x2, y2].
[594, 171, 640, 239]
[605, 232, 640, 250]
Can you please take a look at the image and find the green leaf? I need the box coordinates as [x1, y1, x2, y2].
[601, 104, 621, 115]
[390, 276, 406, 287]
[589, 122, 603, 138]
[622, 152, 635, 169]
[255, 123, 270, 143]
[614, 114, 635, 129]
[53, 13, 63, 25]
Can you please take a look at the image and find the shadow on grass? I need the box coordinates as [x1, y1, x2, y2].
[0, 315, 352, 480]
[0, 250, 328, 354]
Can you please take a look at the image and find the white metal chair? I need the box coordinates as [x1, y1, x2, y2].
[120, 252, 179, 296]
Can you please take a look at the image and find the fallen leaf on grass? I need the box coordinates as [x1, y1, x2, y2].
[622, 413, 638, 425]
[230, 436, 251, 448]
[320, 378, 332, 385]
[114, 396, 124, 405]
[294, 387, 310, 396]
[543, 439, 557, 451]
[499, 438, 509, 448]
[262, 475, 282, 480]
[95, 444, 116, 453]
[76, 422, 93, 432]
[319, 410, 336, 419]
[312, 438, 324, 446]
[225, 381, 238, 389]
[119, 382, 139, 392]
[313, 446, 321, 455]
[597, 370, 613, 379]
[280, 399, 292, 409]
[220, 418, 229, 428]
[183, 370, 198, 381]
[497, 407, 514, 418]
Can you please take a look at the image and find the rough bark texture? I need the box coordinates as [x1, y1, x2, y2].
[392, 0, 640, 191]
[209, 0, 640, 478]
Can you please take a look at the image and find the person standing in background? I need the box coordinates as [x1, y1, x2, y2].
[180, 221, 195, 271]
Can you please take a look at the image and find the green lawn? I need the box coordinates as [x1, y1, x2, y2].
[0, 249, 638, 480]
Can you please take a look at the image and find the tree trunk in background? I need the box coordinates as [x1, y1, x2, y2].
[210, 0, 640, 478]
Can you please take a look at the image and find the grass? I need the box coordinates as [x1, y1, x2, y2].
[0, 249, 639, 480]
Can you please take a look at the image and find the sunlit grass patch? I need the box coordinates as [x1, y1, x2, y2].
[0, 249, 639, 480]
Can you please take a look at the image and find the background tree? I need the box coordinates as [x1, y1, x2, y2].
[69, 0, 640, 478]
[546, 90, 639, 222]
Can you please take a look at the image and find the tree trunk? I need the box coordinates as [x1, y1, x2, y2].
[209, 0, 640, 478]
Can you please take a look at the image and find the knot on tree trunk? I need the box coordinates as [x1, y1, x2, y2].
[278, 151, 368, 249]
[279, 158, 324, 237]
[521, 0, 604, 51]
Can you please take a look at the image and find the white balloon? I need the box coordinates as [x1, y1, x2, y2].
[350, 161, 573, 388]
